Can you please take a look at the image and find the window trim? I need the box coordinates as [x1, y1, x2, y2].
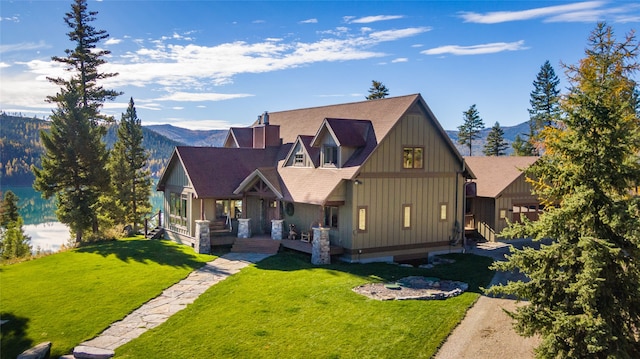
[439, 202, 448, 222]
[402, 146, 424, 169]
[499, 208, 508, 220]
[402, 204, 412, 229]
[322, 145, 338, 168]
[357, 206, 368, 233]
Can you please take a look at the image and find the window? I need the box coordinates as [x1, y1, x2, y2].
[324, 206, 338, 228]
[170, 192, 188, 227]
[499, 209, 507, 220]
[403, 147, 423, 169]
[323, 145, 338, 167]
[439, 203, 448, 221]
[294, 153, 304, 166]
[402, 204, 412, 229]
[357, 206, 367, 232]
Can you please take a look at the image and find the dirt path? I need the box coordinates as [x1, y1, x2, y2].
[434, 240, 541, 359]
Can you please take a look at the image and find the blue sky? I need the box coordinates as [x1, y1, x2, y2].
[1, 1, 639, 131]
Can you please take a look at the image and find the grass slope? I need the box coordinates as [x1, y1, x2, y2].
[117, 251, 494, 359]
[0, 238, 215, 358]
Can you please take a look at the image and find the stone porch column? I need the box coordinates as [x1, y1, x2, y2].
[311, 227, 331, 265]
[194, 220, 210, 254]
[237, 218, 252, 238]
[271, 219, 284, 240]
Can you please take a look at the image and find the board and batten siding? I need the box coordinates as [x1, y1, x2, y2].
[493, 174, 538, 237]
[350, 107, 465, 259]
[162, 159, 195, 241]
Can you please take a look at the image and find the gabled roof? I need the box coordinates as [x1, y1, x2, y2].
[283, 135, 319, 167]
[223, 127, 253, 148]
[311, 118, 371, 148]
[258, 94, 420, 144]
[157, 146, 283, 198]
[233, 167, 283, 198]
[464, 156, 539, 198]
[160, 94, 471, 205]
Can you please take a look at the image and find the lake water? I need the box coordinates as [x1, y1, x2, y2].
[3, 185, 163, 253]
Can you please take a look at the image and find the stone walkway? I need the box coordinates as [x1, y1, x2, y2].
[71, 253, 273, 358]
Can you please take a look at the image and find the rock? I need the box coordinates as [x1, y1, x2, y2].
[73, 346, 115, 359]
[17, 341, 51, 359]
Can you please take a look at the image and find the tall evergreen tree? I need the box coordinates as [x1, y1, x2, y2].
[107, 98, 152, 231]
[366, 80, 389, 100]
[525, 60, 561, 155]
[457, 104, 485, 156]
[483, 122, 508, 156]
[487, 23, 640, 358]
[34, 0, 119, 241]
[34, 86, 110, 243]
[47, 0, 121, 127]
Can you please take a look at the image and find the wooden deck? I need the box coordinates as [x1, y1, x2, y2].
[280, 239, 344, 255]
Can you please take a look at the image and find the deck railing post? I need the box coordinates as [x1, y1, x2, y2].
[144, 218, 149, 237]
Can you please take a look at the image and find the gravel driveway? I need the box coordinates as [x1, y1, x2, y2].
[434, 239, 542, 359]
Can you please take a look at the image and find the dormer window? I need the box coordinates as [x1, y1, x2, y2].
[294, 153, 305, 166]
[323, 145, 338, 167]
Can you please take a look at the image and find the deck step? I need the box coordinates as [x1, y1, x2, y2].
[231, 238, 280, 254]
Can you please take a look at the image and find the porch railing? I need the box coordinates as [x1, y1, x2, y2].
[144, 210, 162, 237]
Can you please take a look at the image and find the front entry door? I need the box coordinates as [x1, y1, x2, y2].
[263, 199, 279, 234]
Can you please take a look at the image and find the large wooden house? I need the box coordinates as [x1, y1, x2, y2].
[156, 94, 474, 262]
[463, 156, 540, 242]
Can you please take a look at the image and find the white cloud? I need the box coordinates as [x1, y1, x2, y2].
[105, 38, 122, 45]
[0, 62, 10, 68]
[299, 18, 318, 24]
[0, 16, 19, 22]
[421, 40, 528, 56]
[0, 41, 49, 54]
[368, 27, 431, 42]
[347, 15, 405, 24]
[456, 1, 640, 24]
[154, 92, 254, 102]
[172, 106, 184, 110]
[392, 58, 408, 63]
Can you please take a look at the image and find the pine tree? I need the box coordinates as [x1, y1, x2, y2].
[512, 134, 535, 156]
[0, 191, 31, 260]
[366, 80, 389, 100]
[34, 0, 119, 241]
[487, 23, 640, 358]
[483, 122, 508, 156]
[525, 60, 561, 155]
[107, 98, 152, 232]
[1, 190, 20, 228]
[457, 104, 485, 156]
[34, 86, 110, 243]
[46, 0, 121, 127]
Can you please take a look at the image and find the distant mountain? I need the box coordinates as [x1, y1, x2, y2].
[446, 121, 530, 156]
[145, 124, 228, 147]
[0, 114, 183, 186]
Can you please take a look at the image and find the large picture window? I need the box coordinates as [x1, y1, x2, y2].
[169, 192, 188, 227]
[403, 147, 423, 169]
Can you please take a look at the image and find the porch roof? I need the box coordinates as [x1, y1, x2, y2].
[158, 146, 283, 199]
[464, 156, 539, 198]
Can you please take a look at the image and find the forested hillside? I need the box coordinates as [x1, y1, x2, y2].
[0, 114, 184, 186]
[145, 124, 227, 146]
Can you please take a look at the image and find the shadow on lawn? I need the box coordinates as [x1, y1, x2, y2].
[254, 251, 495, 294]
[0, 312, 31, 359]
[76, 239, 209, 269]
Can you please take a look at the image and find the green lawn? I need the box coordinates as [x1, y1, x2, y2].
[116, 251, 494, 359]
[0, 238, 215, 358]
